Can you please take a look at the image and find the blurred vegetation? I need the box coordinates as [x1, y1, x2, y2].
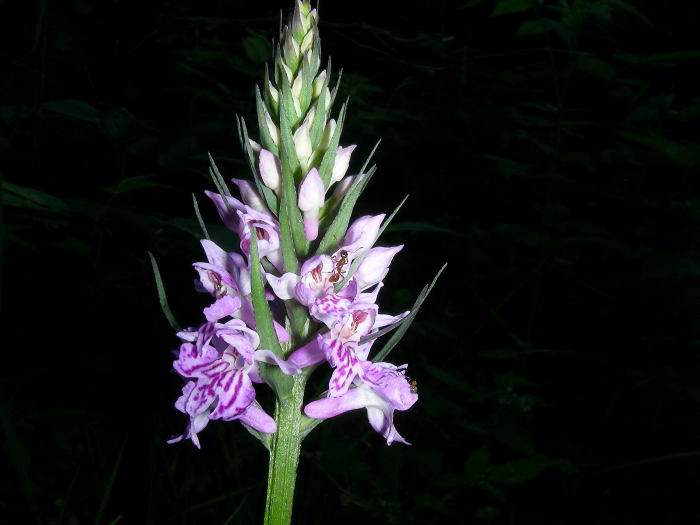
[2, 0, 699, 523]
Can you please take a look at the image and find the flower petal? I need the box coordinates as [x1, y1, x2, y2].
[354, 245, 403, 290]
[367, 406, 410, 446]
[254, 349, 301, 375]
[203, 295, 242, 322]
[204, 190, 245, 234]
[287, 336, 326, 368]
[231, 178, 267, 213]
[238, 403, 277, 433]
[167, 410, 212, 449]
[210, 369, 256, 420]
[259, 149, 281, 192]
[266, 272, 300, 300]
[304, 386, 374, 418]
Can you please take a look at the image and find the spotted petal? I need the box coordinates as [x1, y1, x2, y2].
[210, 368, 256, 420]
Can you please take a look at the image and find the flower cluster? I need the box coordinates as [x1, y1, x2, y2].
[168, 0, 420, 448]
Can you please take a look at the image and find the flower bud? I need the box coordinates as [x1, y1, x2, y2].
[354, 245, 404, 290]
[301, 6, 313, 33]
[258, 149, 281, 194]
[300, 30, 314, 55]
[266, 79, 279, 106]
[264, 110, 280, 147]
[293, 118, 312, 168]
[292, 72, 303, 102]
[312, 70, 326, 99]
[231, 178, 266, 213]
[303, 106, 316, 129]
[283, 29, 301, 71]
[291, 1, 307, 41]
[330, 144, 356, 184]
[298, 167, 325, 240]
[319, 118, 336, 151]
[343, 214, 385, 253]
[248, 139, 261, 153]
[279, 61, 293, 85]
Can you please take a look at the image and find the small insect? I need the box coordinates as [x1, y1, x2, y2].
[405, 375, 419, 394]
[328, 249, 349, 283]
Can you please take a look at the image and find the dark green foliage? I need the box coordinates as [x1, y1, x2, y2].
[2, 0, 700, 523]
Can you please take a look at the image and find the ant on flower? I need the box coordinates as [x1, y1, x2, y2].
[328, 249, 349, 283]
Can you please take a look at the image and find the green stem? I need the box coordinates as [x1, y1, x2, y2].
[263, 373, 307, 525]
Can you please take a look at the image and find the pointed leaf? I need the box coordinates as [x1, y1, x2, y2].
[279, 62, 300, 129]
[358, 138, 381, 178]
[148, 251, 180, 331]
[330, 68, 343, 108]
[278, 192, 299, 274]
[334, 193, 409, 292]
[208, 153, 232, 198]
[280, 75, 310, 256]
[310, 58, 332, 149]
[299, 54, 314, 116]
[263, 66, 279, 120]
[192, 193, 210, 240]
[372, 263, 447, 363]
[376, 193, 409, 240]
[236, 116, 278, 214]
[249, 230, 283, 355]
[315, 166, 375, 255]
[255, 86, 279, 156]
[318, 100, 348, 188]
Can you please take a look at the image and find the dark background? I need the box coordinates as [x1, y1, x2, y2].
[2, 0, 700, 523]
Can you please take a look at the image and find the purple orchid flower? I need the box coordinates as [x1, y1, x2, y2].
[193, 239, 290, 343]
[168, 301, 299, 448]
[168, 317, 274, 448]
[265, 213, 401, 332]
[286, 286, 409, 395]
[205, 190, 284, 272]
[304, 361, 418, 445]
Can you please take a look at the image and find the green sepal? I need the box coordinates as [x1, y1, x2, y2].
[263, 65, 279, 121]
[376, 193, 409, 239]
[309, 58, 332, 150]
[207, 153, 232, 198]
[148, 251, 181, 332]
[279, 61, 301, 129]
[310, 26, 322, 77]
[299, 413, 323, 440]
[330, 68, 343, 108]
[236, 116, 279, 215]
[318, 100, 348, 188]
[284, 300, 312, 350]
[315, 165, 375, 255]
[191, 193, 210, 240]
[256, 86, 279, 157]
[358, 138, 382, 179]
[280, 77, 311, 257]
[299, 53, 314, 117]
[333, 194, 409, 292]
[249, 231, 283, 356]
[371, 263, 447, 363]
